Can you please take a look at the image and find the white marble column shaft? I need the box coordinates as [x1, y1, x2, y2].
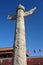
[13, 8, 27, 65]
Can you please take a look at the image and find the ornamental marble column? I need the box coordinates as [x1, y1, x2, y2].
[8, 4, 36, 65]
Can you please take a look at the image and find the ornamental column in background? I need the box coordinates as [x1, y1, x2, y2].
[8, 4, 36, 65]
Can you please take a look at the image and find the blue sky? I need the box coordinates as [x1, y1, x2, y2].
[0, 0, 43, 56]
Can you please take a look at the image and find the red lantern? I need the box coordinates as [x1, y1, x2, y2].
[29, 58, 33, 62]
[8, 59, 12, 62]
[27, 50, 30, 54]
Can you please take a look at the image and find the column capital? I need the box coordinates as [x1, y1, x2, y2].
[16, 4, 25, 12]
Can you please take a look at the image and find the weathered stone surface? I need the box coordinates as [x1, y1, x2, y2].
[13, 6, 27, 65]
[8, 4, 36, 65]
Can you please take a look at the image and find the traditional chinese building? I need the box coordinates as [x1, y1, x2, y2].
[0, 47, 43, 65]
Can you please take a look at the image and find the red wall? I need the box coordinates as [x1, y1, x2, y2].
[0, 57, 43, 65]
[0, 59, 12, 65]
[27, 57, 43, 65]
